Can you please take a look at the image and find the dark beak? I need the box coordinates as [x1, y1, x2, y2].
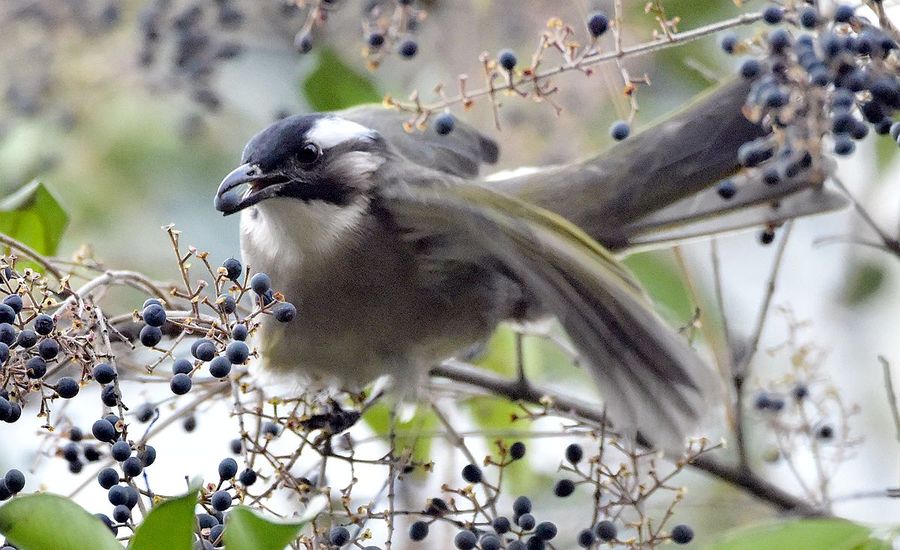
[214, 163, 290, 215]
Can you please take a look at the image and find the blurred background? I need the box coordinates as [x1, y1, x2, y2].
[1, 0, 900, 547]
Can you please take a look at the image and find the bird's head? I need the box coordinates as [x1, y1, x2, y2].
[215, 114, 388, 215]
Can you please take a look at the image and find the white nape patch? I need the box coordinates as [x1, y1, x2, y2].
[484, 166, 542, 181]
[307, 116, 376, 149]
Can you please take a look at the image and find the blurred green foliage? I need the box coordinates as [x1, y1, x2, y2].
[0, 493, 122, 550]
[302, 49, 381, 112]
[712, 518, 892, 550]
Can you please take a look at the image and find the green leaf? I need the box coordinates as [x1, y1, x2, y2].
[841, 260, 887, 305]
[0, 180, 69, 256]
[712, 519, 890, 550]
[623, 252, 694, 323]
[129, 487, 198, 550]
[302, 48, 380, 111]
[363, 403, 438, 463]
[224, 496, 325, 550]
[0, 493, 123, 550]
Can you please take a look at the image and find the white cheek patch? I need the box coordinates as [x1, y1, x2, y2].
[307, 117, 376, 149]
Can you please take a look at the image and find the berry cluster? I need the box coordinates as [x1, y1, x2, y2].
[751, 309, 859, 506]
[717, 3, 899, 243]
[138, 0, 245, 119]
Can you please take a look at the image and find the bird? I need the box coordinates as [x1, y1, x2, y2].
[214, 79, 846, 450]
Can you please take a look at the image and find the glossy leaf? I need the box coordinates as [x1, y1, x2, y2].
[0, 180, 69, 255]
[129, 487, 199, 550]
[0, 493, 122, 550]
[302, 48, 380, 111]
[225, 496, 325, 550]
[363, 402, 438, 463]
[712, 519, 890, 550]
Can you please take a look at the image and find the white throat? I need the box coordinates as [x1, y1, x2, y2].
[240, 197, 368, 271]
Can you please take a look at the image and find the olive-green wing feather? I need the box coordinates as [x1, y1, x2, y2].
[380, 180, 712, 449]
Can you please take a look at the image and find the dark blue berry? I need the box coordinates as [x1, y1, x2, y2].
[26, 357, 47, 379]
[2, 295, 22, 314]
[481, 534, 501, 550]
[799, 7, 818, 29]
[510, 441, 526, 460]
[173, 358, 193, 375]
[717, 180, 737, 200]
[230, 439, 243, 454]
[493, 516, 511, 534]
[517, 513, 536, 530]
[762, 5, 783, 24]
[16, 329, 37, 348]
[834, 5, 854, 23]
[817, 425, 834, 439]
[223, 258, 242, 281]
[409, 521, 429, 541]
[197, 513, 219, 529]
[170, 373, 192, 395]
[193, 340, 217, 362]
[219, 295, 236, 314]
[122, 457, 143, 478]
[209, 356, 232, 378]
[273, 302, 296, 323]
[554, 478, 576, 497]
[513, 495, 532, 515]
[793, 384, 809, 400]
[0, 398, 9, 422]
[135, 404, 154, 423]
[595, 520, 617, 541]
[0, 479, 9, 500]
[140, 325, 162, 347]
[461, 464, 482, 483]
[834, 136, 855, 156]
[498, 49, 517, 71]
[0, 305, 14, 324]
[101, 385, 119, 407]
[578, 528, 596, 547]
[98, 468, 119, 489]
[720, 34, 737, 54]
[142, 304, 167, 327]
[768, 29, 791, 54]
[329, 526, 350, 546]
[739, 58, 761, 79]
[671, 524, 694, 544]
[399, 40, 418, 58]
[5, 403, 21, 424]
[249, 273, 271, 295]
[218, 458, 238, 479]
[93, 363, 116, 384]
[565, 443, 583, 464]
[138, 446, 156, 467]
[610, 121, 630, 141]
[4, 470, 24, 493]
[112, 504, 131, 523]
[84, 445, 101, 462]
[587, 12, 609, 37]
[108, 485, 129, 506]
[33, 314, 54, 335]
[56, 377, 80, 399]
[0, 323, 15, 346]
[434, 113, 455, 136]
[111, 440, 131, 462]
[211, 490, 232, 511]
[368, 33, 385, 48]
[62, 442, 80, 462]
[183, 415, 197, 432]
[232, 324, 249, 341]
[92, 419, 117, 442]
[239, 468, 257, 486]
[534, 522, 557, 541]
[454, 530, 477, 550]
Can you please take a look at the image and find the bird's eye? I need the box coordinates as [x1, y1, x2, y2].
[296, 143, 321, 166]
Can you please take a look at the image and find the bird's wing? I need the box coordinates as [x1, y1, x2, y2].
[339, 106, 498, 178]
[378, 180, 711, 450]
